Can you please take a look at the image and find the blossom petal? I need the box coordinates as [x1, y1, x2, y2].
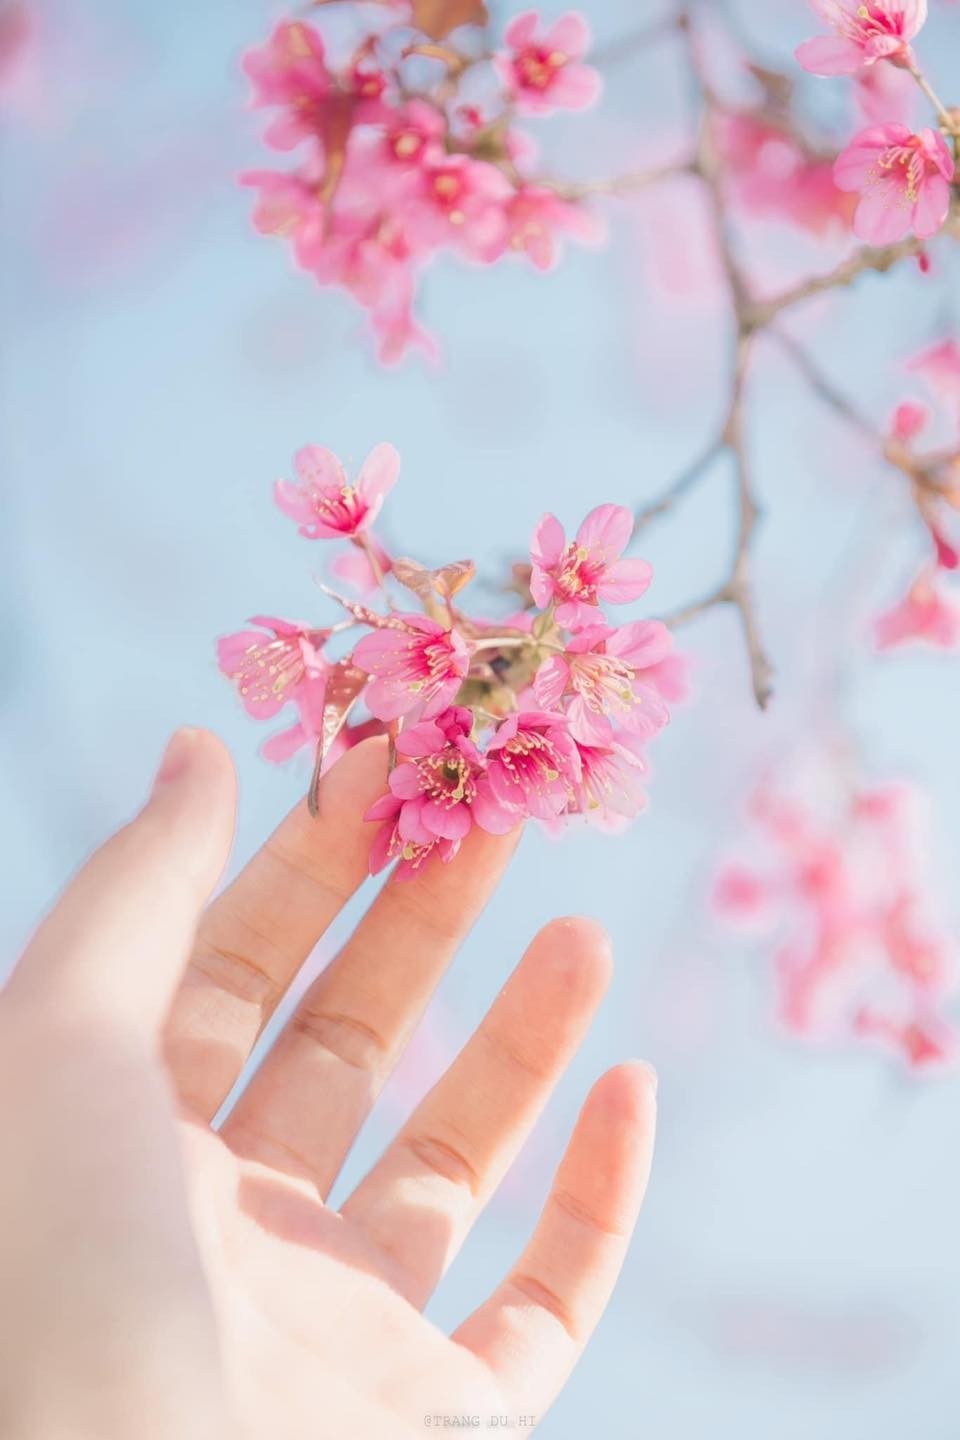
[912, 173, 951, 239]
[358, 441, 400, 506]
[548, 63, 602, 110]
[795, 35, 866, 75]
[575, 503, 634, 559]
[531, 512, 565, 567]
[421, 800, 472, 840]
[504, 9, 539, 48]
[261, 722, 310, 763]
[853, 184, 913, 244]
[599, 556, 654, 604]
[534, 655, 570, 709]
[549, 12, 590, 55]
[607, 619, 673, 668]
[396, 720, 446, 758]
[294, 444, 344, 488]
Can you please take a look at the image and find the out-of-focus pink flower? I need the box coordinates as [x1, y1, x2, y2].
[833, 124, 954, 244]
[243, 22, 390, 151]
[382, 100, 446, 170]
[481, 710, 581, 823]
[243, 21, 330, 110]
[572, 735, 649, 827]
[217, 616, 330, 722]
[906, 338, 960, 412]
[502, 185, 603, 270]
[407, 151, 512, 261]
[796, 0, 927, 76]
[874, 574, 960, 648]
[529, 505, 652, 629]
[855, 58, 917, 124]
[714, 767, 958, 1072]
[274, 442, 399, 539]
[354, 614, 471, 720]
[495, 10, 601, 115]
[535, 620, 672, 743]
[853, 1007, 956, 1068]
[889, 400, 929, 442]
[716, 113, 855, 236]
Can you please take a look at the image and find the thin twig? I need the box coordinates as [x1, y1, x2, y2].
[766, 329, 880, 441]
[748, 239, 924, 327]
[635, 438, 724, 528]
[662, 6, 774, 709]
[557, 160, 694, 200]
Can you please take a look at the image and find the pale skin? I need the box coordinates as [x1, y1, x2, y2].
[0, 728, 657, 1440]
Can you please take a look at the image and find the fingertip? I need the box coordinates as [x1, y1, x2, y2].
[532, 916, 614, 992]
[587, 1061, 658, 1130]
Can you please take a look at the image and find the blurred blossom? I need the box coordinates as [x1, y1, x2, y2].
[714, 755, 958, 1073]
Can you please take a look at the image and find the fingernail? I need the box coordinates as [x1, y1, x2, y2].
[639, 1061, 659, 1096]
[154, 727, 201, 788]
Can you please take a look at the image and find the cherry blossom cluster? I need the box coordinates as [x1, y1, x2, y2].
[217, 442, 685, 878]
[874, 337, 960, 648]
[713, 759, 958, 1073]
[798, 1, 958, 245]
[240, 7, 603, 363]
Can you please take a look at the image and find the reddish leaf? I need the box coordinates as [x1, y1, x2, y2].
[308, 660, 369, 816]
[391, 557, 435, 603]
[433, 559, 476, 599]
[412, 0, 488, 41]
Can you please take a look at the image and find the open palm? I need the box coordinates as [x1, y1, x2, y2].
[5, 731, 656, 1439]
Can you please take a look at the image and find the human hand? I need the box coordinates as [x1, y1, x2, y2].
[0, 729, 657, 1439]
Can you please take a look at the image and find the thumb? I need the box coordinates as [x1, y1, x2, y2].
[9, 728, 237, 1037]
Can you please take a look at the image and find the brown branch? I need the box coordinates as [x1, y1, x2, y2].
[658, 8, 774, 710]
[748, 239, 924, 328]
[551, 160, 694, 202]
[771, 328, 960, 499]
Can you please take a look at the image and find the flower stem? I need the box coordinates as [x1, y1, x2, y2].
[906, 60, 959, 137]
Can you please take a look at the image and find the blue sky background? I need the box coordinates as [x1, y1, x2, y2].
[3, 1, 960, 1435]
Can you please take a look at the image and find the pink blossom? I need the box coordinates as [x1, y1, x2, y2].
[796, 1, 928, 77]
[534, 620, 673, 743]
[243, 21, 330, 111]
[573, 735, 649, 826]
[889, 399, 929, 442]
[502, 184, 603, 270]
[529, 504, 652, 629]
[366, 791, 460, 881]
[906, 338, 960, 410]
[717, 113, 855, 236]
[373, 708, 487, 856]
[481, 711, 581, 823]
[243, 23, 391, 151]
[382, 101, 446, 170]
[496, 10, 602, 116]
[853, 1008, 956, 1069]
[353, 615, 471, 720]
[714, 767, 958, 1070]
[217, 616, 329, 723]
[407, 151, 512, 261]
[874, 574, 960, 648]
[833, 124, 954, 244]
[274, 441, 399, 539]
